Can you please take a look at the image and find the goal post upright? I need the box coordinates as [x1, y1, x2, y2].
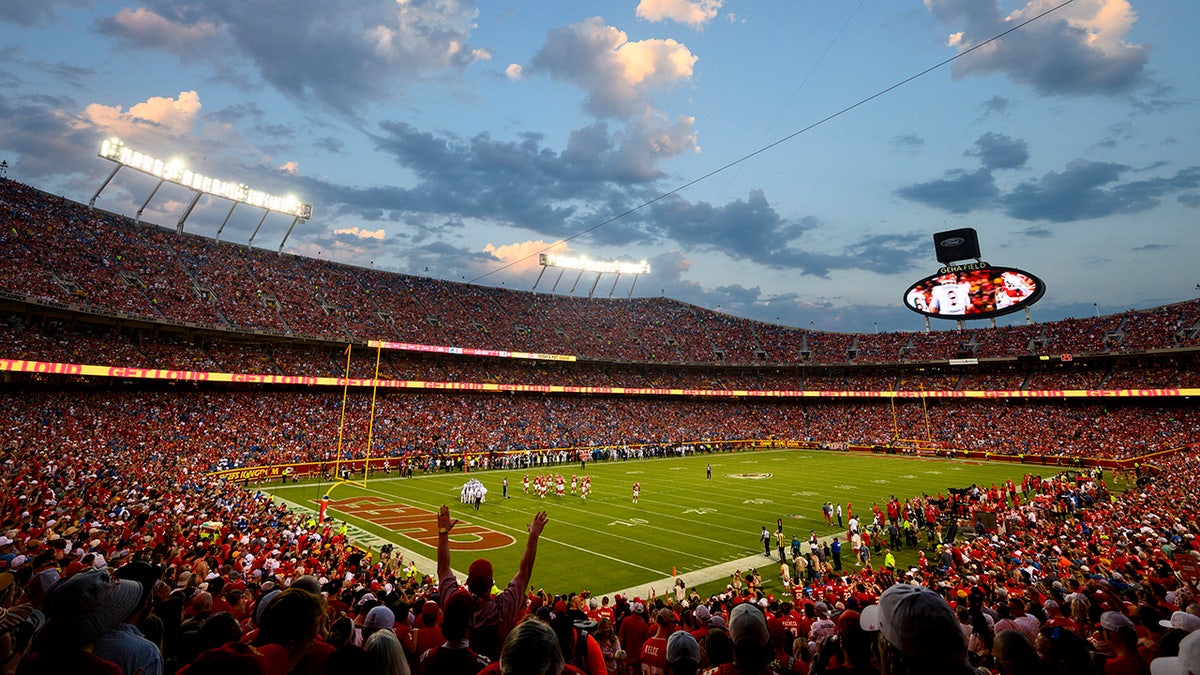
[362, 341, 384, 488]
[327, 344, 356, 496]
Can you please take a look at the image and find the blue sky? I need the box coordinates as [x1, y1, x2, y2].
[1, 0, 1197, 333]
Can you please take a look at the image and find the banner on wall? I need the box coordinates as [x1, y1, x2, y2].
[2, 358, 1195, 400]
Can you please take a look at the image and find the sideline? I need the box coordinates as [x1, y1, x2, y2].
[601, 533, 846, 602]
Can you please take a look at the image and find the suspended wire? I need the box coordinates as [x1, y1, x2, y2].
[470, 0, 1079, 284]
[655, 0, 866, 290]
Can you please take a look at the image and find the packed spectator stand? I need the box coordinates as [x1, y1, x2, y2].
[3, 179, 1199, 366]
[2, 176, 1200, 674]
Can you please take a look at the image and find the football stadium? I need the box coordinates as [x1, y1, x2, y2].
[1, 172, 1198, 674]
[1, 2, 1198, 672]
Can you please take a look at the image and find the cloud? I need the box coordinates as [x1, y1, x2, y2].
[897, 167, 999, 213]
[528, 17, 698, 120]
[321, 117, 924, 280]
[278, 161, 299, 174]
[898, 133, 1200, 222]
[0, 93, 106, 179]
[81, 90, 203, 138]
[505, 63, 523, 79]
[966, 132, 1028, 170]
[926, 0, 1149, 96]
[891, 133, 925, 153]
[648, 192, 924, 277]
[636, 0, 723, 29]
[333, 226, 386, 240]
[1002, 161, 1200, 222]
[98, 0, 486, 116]
[0, 0, 88, 27]
[482, 240, 570, 275]
[361, 117, 701, 243]
[312, 137, 343, 154]
[96, 8, 221, 59]
[981, 94, 1012, 117]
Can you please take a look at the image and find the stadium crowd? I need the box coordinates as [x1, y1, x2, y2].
[1, 401, 1199, 675]
[0, 382, 1194, 471]
[4, 310, 1200, 397]
[3, 178, 1199, 368]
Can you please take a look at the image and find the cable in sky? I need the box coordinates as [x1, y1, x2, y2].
[470, 0, 1080, 285]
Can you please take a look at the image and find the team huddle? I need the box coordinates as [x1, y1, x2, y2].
[522, 472, 592, 500]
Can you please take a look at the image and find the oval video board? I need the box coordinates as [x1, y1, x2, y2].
[903, 265, 1045, 319]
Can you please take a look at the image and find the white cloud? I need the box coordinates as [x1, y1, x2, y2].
[636, 0, 722, 29]
[926, 0, 1148, 96]
[505, 63, 523, 80]
[81, 91, 203, 138]
[278, 161, 299, 174]
[530, 17, 698, 120]
[482, 240, 571, 274]
[334, 226, 386, 240]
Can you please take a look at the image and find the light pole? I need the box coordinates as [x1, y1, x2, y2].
[0, 160, 7, 178]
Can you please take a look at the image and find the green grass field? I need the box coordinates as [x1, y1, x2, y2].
[265, 449, 1047, 598]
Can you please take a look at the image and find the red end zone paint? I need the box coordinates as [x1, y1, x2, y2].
[319, 496, 515, 550]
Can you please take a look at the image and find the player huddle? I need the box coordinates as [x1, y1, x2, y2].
[523, 472, 591, 500]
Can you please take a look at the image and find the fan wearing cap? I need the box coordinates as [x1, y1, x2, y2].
[1152, 629, 1200, 675]
[639, 608, 681, 675]
[411, 600, 445, 659]
[618, 600, 650, 674]
[93, 560, 166, 675]
[437, 505, 549, 663]
[362, 605, 397, 643]
[20, 568, 138, 675]
[1160, 611, 1200, 636]
[858, 584, 978, 675]
[420, 589, 491, 674]
[690, 604, 714, 642]
[0, 603, 41, 672]
[1099, 611, 1145, 675]
[666, 630, 702, 675]
[705, 602, 775, 675]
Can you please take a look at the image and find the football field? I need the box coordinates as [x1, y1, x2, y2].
[267, 449, 1044, 598]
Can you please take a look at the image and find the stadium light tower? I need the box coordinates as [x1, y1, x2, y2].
[90, 138, 312, 252]
[0, 160, 7, 178]
[533, 253, 650, 298]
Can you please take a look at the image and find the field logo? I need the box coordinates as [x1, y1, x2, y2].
[729, 472, 772, 480]
[318, 496, 515, 551]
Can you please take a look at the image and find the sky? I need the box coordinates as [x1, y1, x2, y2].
[0, 0, 1197, 334]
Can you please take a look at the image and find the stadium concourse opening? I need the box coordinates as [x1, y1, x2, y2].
[0, 176, 1198, 674]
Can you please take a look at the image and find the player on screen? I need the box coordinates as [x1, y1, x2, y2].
[994, 271, 1034, 309]
[930, 281, 970, 315]
[906, 287, 931, 312]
